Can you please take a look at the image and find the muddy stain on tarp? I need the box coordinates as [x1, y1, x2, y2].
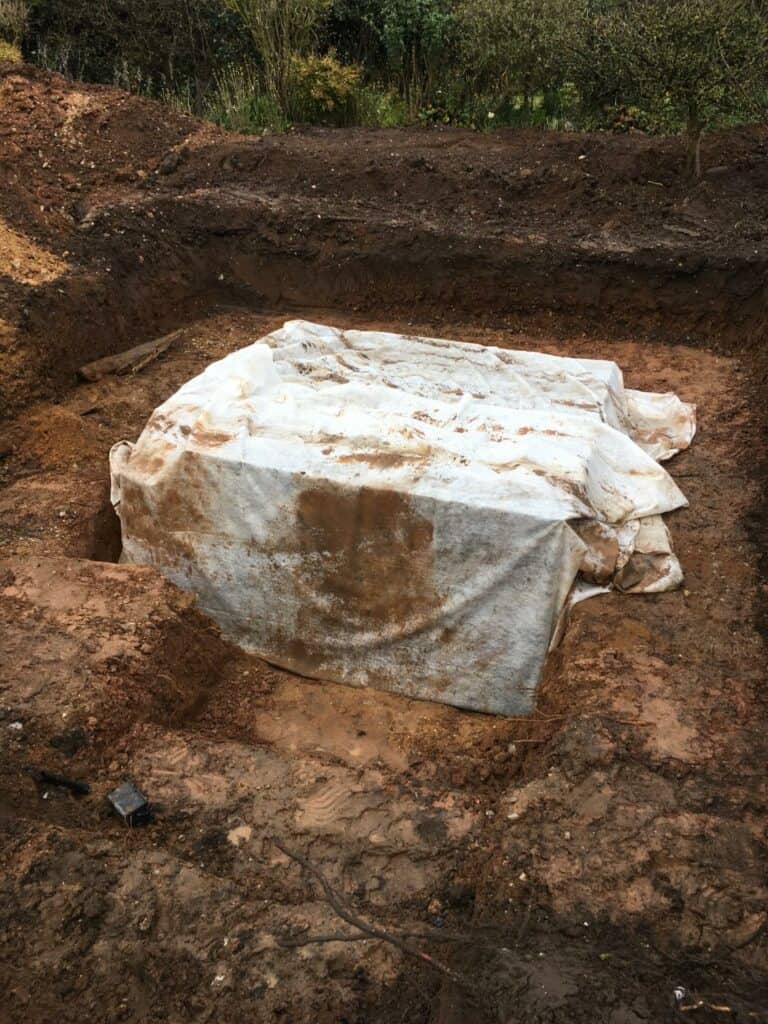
[190, 427, 237, 447]
[297, 483, 438, 623]
[283, 483, 443, 677]
[117, 450, 211, 562]
[337, 450, 428, 469]
[572, 519, 621, 583]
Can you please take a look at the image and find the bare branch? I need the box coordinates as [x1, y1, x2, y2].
[270, 837, 475, 991]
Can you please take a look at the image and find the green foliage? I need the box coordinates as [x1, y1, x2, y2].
[216, 0, 409, 125]
[20, 0, 768, 160]
[565, 0, 768, 173]
[289, 49, 360, 117]
[26, 0, 247, 101]
[352, 83, 408, 126]
[0, 37, 22, 60]
[0, 0, 27, 44]
[374, 0, 454, 98]
[329, 0, 455, 112]
[454, 0, 568, 107]
[201, 56, 405, 129]
[222, 0, 331, 111]
[204, 61, 288, 131]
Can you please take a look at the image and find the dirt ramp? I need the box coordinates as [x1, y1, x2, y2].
[0, 557, 234, 752]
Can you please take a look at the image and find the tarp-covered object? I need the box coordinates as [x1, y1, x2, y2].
[110, 321, 695, 715]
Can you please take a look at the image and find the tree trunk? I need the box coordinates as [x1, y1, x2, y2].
[685, 110, 703, 179]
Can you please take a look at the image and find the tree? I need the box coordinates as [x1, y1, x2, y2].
[330, 0, 454, 114]
[567, 0, 768, 176]
[25, 0, 247, 102]
[222, 0, 331, 112]
[454, 0, 567, 112]
[0, 0, 27, 43]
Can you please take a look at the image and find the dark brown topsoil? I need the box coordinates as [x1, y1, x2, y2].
[1, 63, 767, 1024]
[3, 60, 768, 417]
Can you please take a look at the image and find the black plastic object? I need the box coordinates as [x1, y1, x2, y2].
[107, 781, 151, 826]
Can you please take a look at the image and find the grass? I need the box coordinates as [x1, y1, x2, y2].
[204, 63, 288, 134]
[175, 61, 410, 133]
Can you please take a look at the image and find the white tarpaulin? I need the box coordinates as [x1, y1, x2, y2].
[110, 321, 695, 715]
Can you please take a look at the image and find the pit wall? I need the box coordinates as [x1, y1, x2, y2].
[15, 237, 768, 417]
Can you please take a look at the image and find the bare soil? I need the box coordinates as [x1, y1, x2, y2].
[1, 64, 767, 1023]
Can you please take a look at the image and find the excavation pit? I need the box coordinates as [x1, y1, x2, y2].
[1, 305, 765, 1024]
[2, 66, 767, 1022]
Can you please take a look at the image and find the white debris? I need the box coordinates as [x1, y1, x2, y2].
[227, 824, 253, 847]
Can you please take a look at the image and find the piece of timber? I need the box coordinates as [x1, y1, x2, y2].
[77, 328, 184, 382]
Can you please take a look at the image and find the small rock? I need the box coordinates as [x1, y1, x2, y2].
[227, 824, 253, 848]
[158, 146, 188, 175]
[107, 780, 151, 826]
[211, 968, 229, 989]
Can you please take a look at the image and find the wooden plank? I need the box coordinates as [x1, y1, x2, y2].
[77, 327, 184, 382]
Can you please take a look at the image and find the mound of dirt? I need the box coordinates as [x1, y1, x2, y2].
[0, 557, 235, 749]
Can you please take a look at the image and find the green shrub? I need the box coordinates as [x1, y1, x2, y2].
[204, 61, 288, 132]
[222, 0, 331, 112]
[290, 50, 359, 110]
[565, 0, 768, 175]
[352, 83, 407, 126]
[454, 0, 574, 119]
[168, 53, 403, 131]
[25, 0, 248, 106]
[287, 49, 360, 122]
[329, 0, 456, 114]
[285, 49, 407, 126]
[0, 37, 21, 60]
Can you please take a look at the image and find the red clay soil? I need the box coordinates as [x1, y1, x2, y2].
[1, 64, 768, 1024]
